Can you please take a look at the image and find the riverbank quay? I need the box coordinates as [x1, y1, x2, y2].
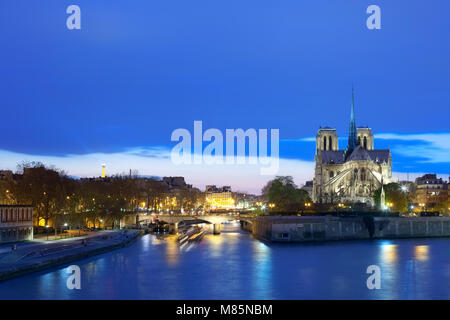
[248, 216, 450, 242]
[32, 229, 91, 241]
[0, 230, 141, 281]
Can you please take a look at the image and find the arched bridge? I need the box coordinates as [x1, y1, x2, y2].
[157, 214, 238, 234]
[238, 214, 255, 232]
[156, 214, 236, 225]
[123, 213, 240, 234]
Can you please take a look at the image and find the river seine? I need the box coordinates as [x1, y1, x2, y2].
[1, 222, 449, 299]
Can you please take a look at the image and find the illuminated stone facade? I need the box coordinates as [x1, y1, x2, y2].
[0, 205, 33, 243]
[205, 185, 235, 209]
[414, 174, 448, 211]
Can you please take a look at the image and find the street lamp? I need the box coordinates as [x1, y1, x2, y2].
[386, 202, 394, 212]
[63, 223, 68, 238]
[419, 203, 426, 212]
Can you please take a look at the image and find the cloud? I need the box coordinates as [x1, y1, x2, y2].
[124, 146, 171, 159]
[282, 137, 316, 142]
[375, 132, 450, 163]
[281, 136, 348, 142]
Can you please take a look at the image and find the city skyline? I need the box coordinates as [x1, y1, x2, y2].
[0, 128, 448, 195]
[1, 1, 449, 194]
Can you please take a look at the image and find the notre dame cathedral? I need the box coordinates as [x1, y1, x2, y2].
[312, 89, 392, 205]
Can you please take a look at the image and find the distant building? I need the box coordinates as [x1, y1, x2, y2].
[205, 185, 231, 193]
[414, 174, 448, 211]
[415, 174, 446, 188]
[233, 192, 261, 209]
[312, 89, 392, 205]
[0, 205, 33, 243]
[205, 185, 234, 209]
[301, 180, 313, 197]
[158, 177, 200, 212]
[0, 170, 13, 181]
[163, 177, 192, 190]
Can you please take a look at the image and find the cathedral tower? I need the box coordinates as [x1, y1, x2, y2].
[357, 127, 374, 150]
[316, 128, 338, 153]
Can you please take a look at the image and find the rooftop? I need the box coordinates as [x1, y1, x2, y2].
[0, 205, 33, 208]
[321, 146, 390, 164]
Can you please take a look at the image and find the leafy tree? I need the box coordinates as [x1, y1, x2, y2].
[3, 161, 212, 228]
[79, 175, 140, 228]
[177, 188, 203, 212]
[141, 178, 169, 211]
[373, 182, 408, 213]
[0, 179, 14, 204]
[262, 176, 311, 212]
[12, 162, 67, 226]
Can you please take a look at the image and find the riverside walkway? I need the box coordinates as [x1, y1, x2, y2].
[0, 230, 140, 281]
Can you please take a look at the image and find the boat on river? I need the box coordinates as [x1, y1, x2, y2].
[178, 226, 204, 246]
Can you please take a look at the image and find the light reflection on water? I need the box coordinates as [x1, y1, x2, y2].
[0, 224, 450, 300]
[252, 241, 273, 299]
[380, 243, 398, 264]
[414, 245, 429, 261]
[165, 240, 180, 266]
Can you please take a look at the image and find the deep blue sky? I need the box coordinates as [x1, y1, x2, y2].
[0, 1, 449, 191]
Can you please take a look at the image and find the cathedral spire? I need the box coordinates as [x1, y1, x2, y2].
[346, 85, 358, 157]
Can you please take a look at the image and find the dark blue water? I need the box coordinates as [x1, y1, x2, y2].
[1, 223, 450, 299]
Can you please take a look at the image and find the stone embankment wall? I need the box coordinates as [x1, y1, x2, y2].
[0, 230, 141, 281]
[250, 216, 450, 242]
